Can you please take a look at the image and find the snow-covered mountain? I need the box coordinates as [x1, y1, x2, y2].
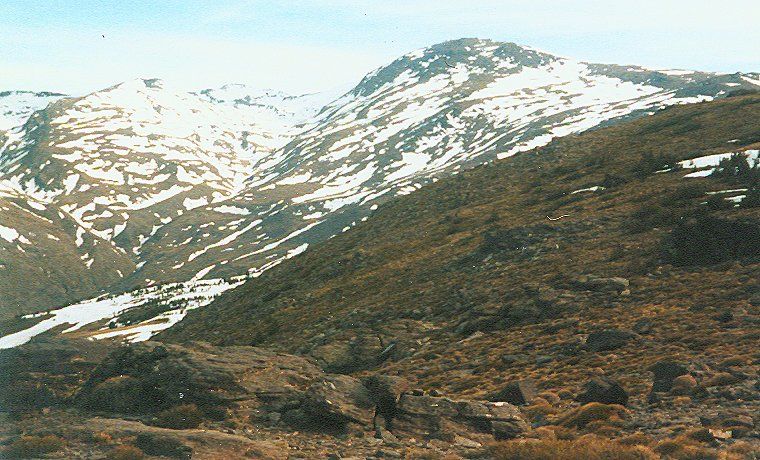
[126, 38, 760, 287]
[0, 90, 67, 133]
[1, 38, 759, 336]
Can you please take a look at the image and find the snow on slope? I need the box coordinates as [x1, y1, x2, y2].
[0, 277, 243, 348]
[0, 79, 334, 257]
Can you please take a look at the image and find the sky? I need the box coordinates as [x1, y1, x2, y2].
[1, 0, 759, 95]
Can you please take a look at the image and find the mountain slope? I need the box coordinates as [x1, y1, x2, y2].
[2, 38, 758, 318]
[161, 93, 760, 396]
[119, 38, 760, 287]
[0, 80, 330, 313]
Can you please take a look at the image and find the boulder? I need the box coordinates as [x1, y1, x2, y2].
[303, 375, 375, 427]
[578, 275, 630, 293]
[488, 379, 536, 405]
[649, 360, 689, 392]
[576, 377, 628, 406]
[362, 375, 411, 423]
[585, 329, 636, 352]
[670, 374, 698, 395]
[393, 394, 528, 441]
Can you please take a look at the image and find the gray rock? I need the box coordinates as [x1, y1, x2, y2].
[488, 379, 536, 405]
[585, 329, 636, 352]
[303, 374, 375, 426]
[576, 377, 628, 406]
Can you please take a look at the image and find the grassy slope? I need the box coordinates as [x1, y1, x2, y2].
[162, 95, 760, 395]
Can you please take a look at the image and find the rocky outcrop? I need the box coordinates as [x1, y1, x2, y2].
[393, 393, 529, 441]
[302, 375, 375, 427]
[577, 275, 630, 294]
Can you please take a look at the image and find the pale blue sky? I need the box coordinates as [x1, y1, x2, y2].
[2, 0, 759, 94]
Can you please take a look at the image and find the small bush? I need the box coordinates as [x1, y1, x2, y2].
[3, 435, 65, 458]
[107, 445, 146, 460]
[705, 372, 744, 387]
[152, 404, 204, 429]
[491, 437, 657, 460]
[710, 153, 759, 183]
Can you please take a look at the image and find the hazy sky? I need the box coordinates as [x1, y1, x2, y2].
[2, 0, 759, 95]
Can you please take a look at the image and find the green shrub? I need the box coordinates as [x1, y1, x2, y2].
[663, 216, 760, 266]
[152, 404, 204, 429]
[3, 435, 65, 458]
[633, 152, 680, 178]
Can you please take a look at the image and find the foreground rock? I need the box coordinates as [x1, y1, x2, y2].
[393, 393, 529, 441]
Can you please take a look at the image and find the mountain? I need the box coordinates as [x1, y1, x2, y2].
[1, 38, 759, 322]
[107, 38, 760, 289]
[3, 93, 756, 460]
[0, 80, 331, 316]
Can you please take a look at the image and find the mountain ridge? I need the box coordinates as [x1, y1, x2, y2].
[1, 37, 759, 323]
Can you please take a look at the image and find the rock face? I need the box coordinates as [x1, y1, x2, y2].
[576, 377, 629, 406]
[76, 341, 325, 419]
[51, 340, 528, 445]
[302, 375, 375, 426]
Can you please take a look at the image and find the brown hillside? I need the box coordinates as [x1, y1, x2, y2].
[162, 94, 760, 401]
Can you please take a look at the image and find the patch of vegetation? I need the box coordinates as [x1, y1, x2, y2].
[113, 297, 189, 327]
[663, 216, 760, 266]
[152, 403, 205, 429]
[107, 445, 146, 460]
[632, 152, 681, 178]
[490, 437, 656, 460]
[2, 435, 65, 458]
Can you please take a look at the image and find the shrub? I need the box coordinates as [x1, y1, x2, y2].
[710, 153, 759, 183]
[663, 216, 760, 266]
[633, 152, 680, 178]
[3, 435, 65, 458]
[668, 182, 707, 203]
[742, 186, 760, 208]
[490, 437, 657, 460]
[152, 404, 204, 429]
[107, 445, 146, 460]
[626, 204, 678, 233]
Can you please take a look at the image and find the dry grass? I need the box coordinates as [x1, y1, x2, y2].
[490, 437, 657, 460]
[555, 403, 628, 429]
[106, 445, 146, 460]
